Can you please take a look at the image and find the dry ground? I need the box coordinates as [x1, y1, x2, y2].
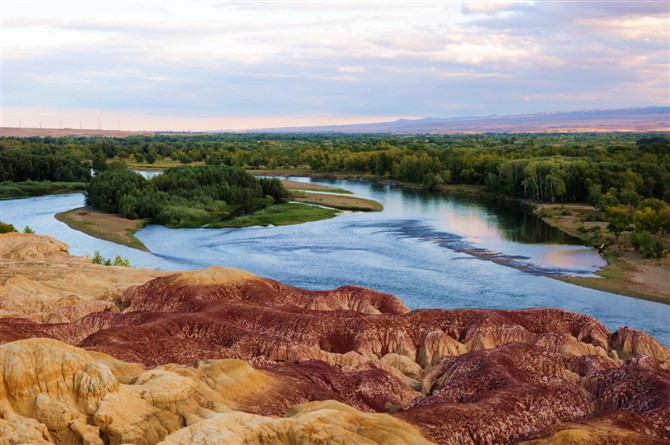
[291, 192, 383, 211]
[280, 180, 351, 193]
[55, 206, 148, 251]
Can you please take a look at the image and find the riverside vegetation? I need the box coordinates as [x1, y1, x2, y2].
[1, 132, 668, 299]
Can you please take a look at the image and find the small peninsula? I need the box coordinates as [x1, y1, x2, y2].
[65, 165, 381, 250]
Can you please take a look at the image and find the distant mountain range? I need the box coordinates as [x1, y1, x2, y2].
[254, 106, 670, 134]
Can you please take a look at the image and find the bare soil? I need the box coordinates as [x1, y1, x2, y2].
[55, 207, 148, 251]
[281, 180, 351, 193]
[292, 192, 383, 211]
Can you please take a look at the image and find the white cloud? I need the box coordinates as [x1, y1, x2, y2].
[337, 66, 367, 73]
[2, 1, 667, 126]
[461, 1, 522, 15]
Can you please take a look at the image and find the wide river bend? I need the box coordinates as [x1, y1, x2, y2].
[2, 177, 668, 345]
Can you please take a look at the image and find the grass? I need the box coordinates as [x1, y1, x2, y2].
[55, 207, 149, 251]
[209, 203, 339, 228]
[557, 255, 661, 302]
[291, 192, 383, 212]
[0, 181, 87, 199]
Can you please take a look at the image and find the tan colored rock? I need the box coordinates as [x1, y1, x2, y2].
[380, 353, 423, 380]
[0, 414, 52, 445]
[0, 233, 169, 323]
[173, 266, 258, 286]
[611, 326, 670, 361]
[0, 233, 70, 261]
[0, 339, 238, 445]
[157, 400, 435, 445]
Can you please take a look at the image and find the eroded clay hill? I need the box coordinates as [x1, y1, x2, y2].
[1, 233, 669, 445]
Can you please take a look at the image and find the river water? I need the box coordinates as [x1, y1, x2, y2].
[2, 177, 668, 345]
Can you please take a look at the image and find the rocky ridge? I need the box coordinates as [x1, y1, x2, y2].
[0, 233, 668, 444]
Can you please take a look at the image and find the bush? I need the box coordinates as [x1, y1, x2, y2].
[23, 226, 35, 234]
[89, 251, 104, 264]
[113, 256, 131, 267]
[86, 250, 131, 267]
[630, 231, 666, 258]
[0, 222, 17, 233]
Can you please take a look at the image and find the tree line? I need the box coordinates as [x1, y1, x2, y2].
[2, 132, 668, 254]
[3, 133, 668, 203]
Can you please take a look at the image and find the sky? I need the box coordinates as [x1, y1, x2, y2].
[1, 1, 669, 131]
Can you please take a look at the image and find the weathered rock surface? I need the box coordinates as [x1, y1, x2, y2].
[1, 234, 669, 444]
[0, 234, 169, 323]
[0, 338, 429, 445]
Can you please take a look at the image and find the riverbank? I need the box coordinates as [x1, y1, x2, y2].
[0, 181, 87, 199]
[535, 203, 670, 305]
[247, 168, 670, 304]
[55, 206, 149, 251]
[56, 202, 340, 245]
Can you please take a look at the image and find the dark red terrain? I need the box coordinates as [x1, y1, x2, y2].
[1, 266, 668, 444]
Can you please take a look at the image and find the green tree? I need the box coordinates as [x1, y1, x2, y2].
[658, 206, 670, 234]
[634, 207, 660, 234]
[259, 177, 289, 202]
[605, 206, 631, 241]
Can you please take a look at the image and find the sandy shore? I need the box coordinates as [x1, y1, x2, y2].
[55, 206, 148, 251]
[536, 203, 670, 304]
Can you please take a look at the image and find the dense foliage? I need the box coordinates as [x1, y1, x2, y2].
[0, 138, 91, 182]
[3, 133, 668, 203]
[2, 132, 668, 251]
[85, 165, 287, 227]
[0, 222, 17, 234]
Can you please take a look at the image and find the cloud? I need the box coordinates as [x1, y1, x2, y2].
[2, 1, 668, 129]
[461, 1, 522, 15]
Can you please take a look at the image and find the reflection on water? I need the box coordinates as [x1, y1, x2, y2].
[541, 248, 606, 270]
[0, 178, 666, 345]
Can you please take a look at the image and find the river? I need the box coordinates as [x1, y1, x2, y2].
[2, 176, 668, 345]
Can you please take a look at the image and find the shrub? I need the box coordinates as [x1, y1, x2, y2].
[0, 222, 17, 233]
[86, 250, 131, 267]
[113, 256, 131, 267]
[88, 251, 105, 264]
[23, 226, 35, 234]
[630, 231, 666, 259]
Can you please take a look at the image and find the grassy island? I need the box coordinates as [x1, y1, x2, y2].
[79, 165, 381, 249]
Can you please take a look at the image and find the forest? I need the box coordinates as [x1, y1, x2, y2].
[1, 132, 669, 255]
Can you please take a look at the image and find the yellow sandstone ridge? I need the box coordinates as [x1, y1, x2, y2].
[0, 233, 169, 322]
[172, 266, 258, 286]
[157, 400, 434, 445]
[0, 232, 70, 260]
[0, 338, 433, 445]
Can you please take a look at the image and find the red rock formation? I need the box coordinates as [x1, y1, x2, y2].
[1, 265, 669, 444]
